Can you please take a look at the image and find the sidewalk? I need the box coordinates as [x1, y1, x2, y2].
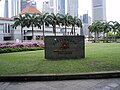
[0, 71, 120, 90]
[0, 78, 120, 90]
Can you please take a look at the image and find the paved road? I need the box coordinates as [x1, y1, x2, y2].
[0, 78, 120, 90]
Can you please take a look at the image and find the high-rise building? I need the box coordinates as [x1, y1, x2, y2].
[42, 1, 50, 13]
[92, 0, 106, 21]
[29, 0, 36, 7]
[67, 0, 78, 17]
[49, 0, 58, 14]
[21, 0, 36, 11]
[4, 0, 9, 17]
[11, 0, 21, 17]
[11, 0, 36, 17]
[58, 0, 65, 14]
[83, 14, 88, 24]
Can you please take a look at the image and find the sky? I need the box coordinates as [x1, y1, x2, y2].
[0, 0, 120, 23]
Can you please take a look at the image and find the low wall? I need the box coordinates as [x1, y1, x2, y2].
[45, 36, 85, 59]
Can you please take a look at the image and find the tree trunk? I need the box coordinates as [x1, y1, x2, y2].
[106, 32, 108, 43]
[21, 27, 23, 42]
[74, 27, 75, 35]
[113, 31, 116, 42]
[32, 24, 34, 40]
[94, 31, 97, 43]
[65, 25, 67, 36]
[71, 26, 73, 35]
[43, 24, 45, 40]
[53, 25, 56, 36]
[103, 30, 105, 43]
[97, 32, 99, 42]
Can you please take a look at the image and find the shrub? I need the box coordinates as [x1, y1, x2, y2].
[0, 42, 44, 54]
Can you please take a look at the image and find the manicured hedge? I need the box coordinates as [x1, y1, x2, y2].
[0, 47, 44, 53]
[0, 42, 44, 53]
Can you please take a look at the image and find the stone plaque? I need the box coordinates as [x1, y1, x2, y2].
[45, 36, 85, 59]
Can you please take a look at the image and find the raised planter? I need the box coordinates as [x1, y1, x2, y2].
[45, 36, 85, 59]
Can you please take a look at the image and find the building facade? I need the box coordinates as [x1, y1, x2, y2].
[58, 0, 65, 15]
[0, 17, 14, 41]
[21, 0, 36, 11]
[42, 1, 50, 13]
[92, 0, 106, 21]
[49, 0, 58, 14]
[11, 0, 21, 17]
[11, 0, 37, 17]
[4, 0, 9, 17]
[0, 17, 80, 42]
[67, 0, 78, 17]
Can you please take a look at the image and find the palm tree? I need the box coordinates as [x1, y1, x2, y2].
[109, 21, 120, 42]
[25, 13, 38, 40]
[12, 14, 26, 42]
[60, 13, 71, 35]
[37, 13, 49, 38]
[88, 21, 103, 42]
[69, 16, 82, 35]
[47, 13, 61, 36]
[102, 21, 112, 42]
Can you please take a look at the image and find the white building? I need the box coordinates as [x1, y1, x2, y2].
[67, 0, 78, 17]
[0, 17, 14, 41]
[49, 0, 58, 14]
[80, 14, 92, 37]
[0, 17, 80, 42]
[92, 0, 106, 21]
[58, 0, 65, 15]
[0, 6, 80, 42]
[42, 1, 50, 14]
[11, 0, 21, 17]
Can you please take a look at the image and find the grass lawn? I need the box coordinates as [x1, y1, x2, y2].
[0, 43, 120, 75]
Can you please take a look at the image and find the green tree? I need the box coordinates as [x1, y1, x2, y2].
[12, 14, 26, 42]
[88, 21, 103, 42]
[102, 21, 112, 42]
[37, 13, 49, 38]
[109, 21, 120, 42]
[69, 16, 82, 35]
[25, 13, 38, 40]
[47, 13, 61, 36]
[60, 13, 72, 35]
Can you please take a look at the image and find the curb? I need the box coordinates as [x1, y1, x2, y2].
[0, 71, 120, 82]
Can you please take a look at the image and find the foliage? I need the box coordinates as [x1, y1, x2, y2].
[107, 32, 114, 36]
[69, 16, 82, 35]
[0, 42, 44, 53]
[37, 13, 49, 38]
[47, 13, 62, 36]
[13, 13, 82, 38]
[60, 13, 73, 35]
[88, 21, 103, 42]
[12, 14, 26, 42]
[25, 13, 38, 40]
[89, 20, 120, 43]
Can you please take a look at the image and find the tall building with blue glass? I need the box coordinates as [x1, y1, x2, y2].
[58, 0, 65, 15]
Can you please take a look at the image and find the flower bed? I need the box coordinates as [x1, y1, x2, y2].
[0, 42, 44, 53]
